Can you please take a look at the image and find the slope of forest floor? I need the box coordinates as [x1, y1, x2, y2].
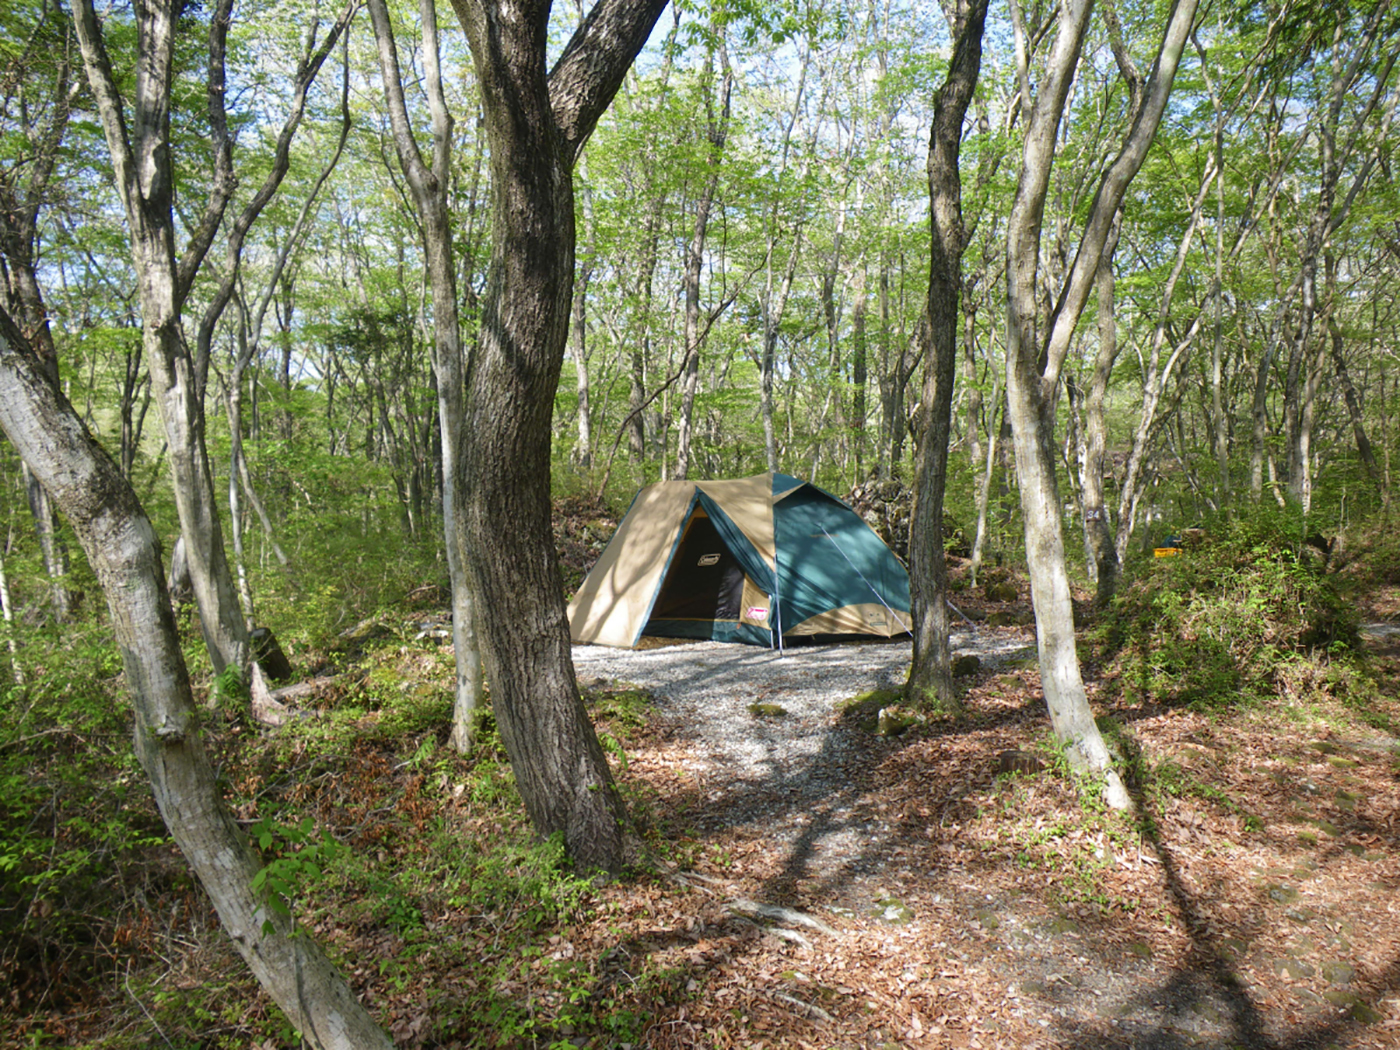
[3, 510, 1400, 1049]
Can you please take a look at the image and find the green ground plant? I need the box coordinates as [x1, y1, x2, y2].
[1100, 511, 1362, 709]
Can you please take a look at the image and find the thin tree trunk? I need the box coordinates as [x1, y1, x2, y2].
[0, 525, 23, 687]
[968, 394, 1001, 586]
[71, 0, 251, 678]
[674, 35, 731, 482]
[1080, 231, 1120, 608]
[1004, 0, 1197, 809]
[572, 261, 593, 469]
[369, 0, 484, 755]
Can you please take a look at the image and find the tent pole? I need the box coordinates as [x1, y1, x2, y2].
[773, 553, 783, 653]
[819, 526, 912, 637]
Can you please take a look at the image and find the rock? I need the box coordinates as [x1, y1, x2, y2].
[952, 654, 981, 677]
[748, 702, 787, 718]
[1324, 991, 1383, 1023]
[871, 898, 914, 925]
[996, 749, 1045, 776]
[877, 706, 920, 737]
[339, 617, 393, 645]
[1220, 937, 1250, 960]
[1322, 960, 1355, 986]
[984, 580, 1018, 603]
[1271, 957, 1315, 979]
[987, 609, 1034, 627]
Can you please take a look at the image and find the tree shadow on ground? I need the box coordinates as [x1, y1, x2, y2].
[615, 638, 1399, 1048]
[1041, 770, 1400, 1050]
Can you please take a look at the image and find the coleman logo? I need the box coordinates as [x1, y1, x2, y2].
[747, 607, 769, 620]
[698, 553, 721, 566]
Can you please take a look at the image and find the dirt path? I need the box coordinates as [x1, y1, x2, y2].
[574, 630, 1400, 1049]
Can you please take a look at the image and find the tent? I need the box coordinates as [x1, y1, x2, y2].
[568, 472, 913, 648]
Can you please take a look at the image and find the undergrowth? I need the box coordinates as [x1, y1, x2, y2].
[0, 584, 675, 1049]
[1098, 513, 1364, 709]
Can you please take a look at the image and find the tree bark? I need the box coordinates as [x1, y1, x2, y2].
[446, 0, 668, 871]
[0, 310, 392, 1049]
[1079, 235, 1120, 607]
[0, 11, 76, 623]
[673, 34, 732, 482]
[71, 0, 251, 678]
[368, 0, 485, 755]
[1004, 0, 1198, 809]
[906, 0, 989, 712]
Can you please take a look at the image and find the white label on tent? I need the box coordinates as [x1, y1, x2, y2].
[747, 606, 769, 620]
[698, 553, 721, 566]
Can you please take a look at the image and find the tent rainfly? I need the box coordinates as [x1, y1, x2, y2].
[568, 472, 913, 649]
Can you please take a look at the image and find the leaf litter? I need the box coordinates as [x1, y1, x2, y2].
[10, 588, 1400, 1050]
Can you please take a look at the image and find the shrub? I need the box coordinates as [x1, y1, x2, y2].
[1103, 513, 1360, 707]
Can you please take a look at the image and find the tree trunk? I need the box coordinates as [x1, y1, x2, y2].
[1329, 314, 1381, 491]
[71, 0, 253, 678]
[673, 36, 731, 482]
[572, 261, 594, 469]
[447, 0, 668, 871]
[1080, 239, 1120, 607]
[851, 268, 869, 477]
[368, 0, 485, 755]
[0, 310, 392, 1049]
[0, 9, 75, 624]
[906, 0, 989, 712]
[1003, 0, 1198, 809]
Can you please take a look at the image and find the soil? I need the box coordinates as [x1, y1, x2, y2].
[565, 593, 1400, 1049]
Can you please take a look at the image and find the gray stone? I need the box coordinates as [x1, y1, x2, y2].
[984, 581, 1018, 602]
[872, 898, 914, 925]
[952, 654, 982, 677]
[996, 749, 1046, 776]
[1321, 961, 1355, 986]
[1272, 958, 1315, 979]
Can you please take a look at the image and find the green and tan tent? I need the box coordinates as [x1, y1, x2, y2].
[568, 472, 912, 648]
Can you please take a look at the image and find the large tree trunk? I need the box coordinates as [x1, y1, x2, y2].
[1003, 0, 1197, 809]
[0, 311, 392, 1049]
[447, 0, 668, 872]
[906, 0, 989, 712]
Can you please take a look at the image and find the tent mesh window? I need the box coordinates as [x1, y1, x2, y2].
[647, 510, 745, 628]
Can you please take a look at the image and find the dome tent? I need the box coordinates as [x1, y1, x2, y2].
[568, 472, 912, 649]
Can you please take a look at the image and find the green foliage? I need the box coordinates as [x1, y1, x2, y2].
[1102, 512, 1361, 708]
[0, 619, 175, 1017]
[249, 816, 346, 933]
